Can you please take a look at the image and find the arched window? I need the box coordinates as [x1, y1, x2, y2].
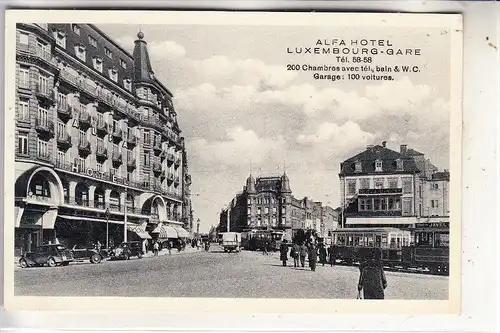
[94, 187, 105, 209]
[29, 173, 51, 198]
[75, 183, 89, 206]
[109, 190, 120, 211]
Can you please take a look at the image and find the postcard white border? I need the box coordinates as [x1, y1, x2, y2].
[3, 10, 462, 316]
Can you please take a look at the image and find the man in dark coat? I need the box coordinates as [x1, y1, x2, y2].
[329, 244, 336, 266]
[308, 244, 318, 271]
[299, 243, 308, 268]
[279, 240, 288, 266]
[358, 248, 387, 299]
[319, 244, 327, 266]
[291, 242, 301, 267]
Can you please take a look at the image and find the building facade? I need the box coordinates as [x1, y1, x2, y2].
[218, 173, 334, 240]
[14, 23, 192, 255]
[339, 142, 449, 228]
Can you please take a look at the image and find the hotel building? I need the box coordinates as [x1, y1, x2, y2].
[339, 142, 449, 229]
[14, 23, 192, 255]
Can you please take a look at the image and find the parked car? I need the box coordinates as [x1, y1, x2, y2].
[19, 244, 74, 268]
[71, 244, 104, 264]
[110, 241, 144, 260]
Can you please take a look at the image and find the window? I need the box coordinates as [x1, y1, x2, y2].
[402, 177, 412, 194]
[72, 24, 80, 35]
[388, 178, 398, 189]
[88, 35, 97, 48]
[374, 178, 384, 189]
[375, 160, 383, 172]
[19, 31, 29, 45]
[37, 139, 48, 157]
[78, 130, 86, 144]
[347, 180, 356, 195]
[74, 44, 86, 62]
[112, 143, 119, 155]
[18, 66, 30, 88]
[273, 207, 277, 214]
[112, 119, 118, 132]
[54, 30, 66, 48]
[38, 74, 50, 93]
[104, 47, 113, 59]
[360, 178, 370, 189]
[56, 150, 65, 166]
[56, 121, 65, 137]
[432, 183, 439, 190]
[264, 207, 269, 214]
[108, 68, 118, 82]
[354, 161, 362, 172]
[431, 200, 439, 208]
[120, 58, 127, 69]
[57, 93, 67, 109]
[74, 157, 85, 172]
[402, 198, 413, 216]
[359, 199, 366, 211]
[396, 159, 404, 171]
[143, 130, 150, 145]
[123, 79, 132, 91]
[18, 134, 28, 155]
[257, 207, 261, 215]
[37, 106, 49, 125]
[143, 151, 150, 166]
[18, 98, 29, 120]
[282, 207, 286, 214]
[92, 56, 103, 73]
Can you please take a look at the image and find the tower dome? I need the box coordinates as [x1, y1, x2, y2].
[281, 172, 291, 193]
[246, 174, 256, 193]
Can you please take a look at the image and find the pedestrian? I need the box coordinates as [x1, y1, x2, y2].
[299, 242, 307, 268]
[153, 241, 159, 256]
[96, 240, 102, 252]
[168, 240, 173, 255]
[319, 244, 327, 266]
[263, 240, 268, 256]
[290, 242, 300, 267]
[196, 239, 200, 250]
[329, 244, 336, 266]
[279, 240, 288, 266]
[308, 244, 318, 272]
[357, 248, 387, 299]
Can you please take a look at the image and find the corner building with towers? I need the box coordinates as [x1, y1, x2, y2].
[14, 23, 193, 255]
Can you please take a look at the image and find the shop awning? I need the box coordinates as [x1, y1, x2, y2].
[173, 227, 190, 238]
[151, 224, 178, 239]
[127, 224, 152, 239]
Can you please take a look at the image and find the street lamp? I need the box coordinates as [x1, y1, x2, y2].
[105, 208, 110, 250]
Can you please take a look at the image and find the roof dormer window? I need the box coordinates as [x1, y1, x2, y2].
[53, 29, 67, 48]
[396, 159, 404, 171]
[354, 161, 362, 173]
[108, 67, 118, 82]
[375, 160, 383, 172]
[92, 56, 103, 73]
[74, 43, 86, 62]
[72, 24, 80, 35]
[123, 78, 132, 91]
[104, 47, 113, 59]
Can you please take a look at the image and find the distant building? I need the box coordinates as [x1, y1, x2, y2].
[218, 173, 334, 240]
[339, 141, 449, 228]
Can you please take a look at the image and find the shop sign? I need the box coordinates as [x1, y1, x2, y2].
[71, 164, 129, 185]
[416, 222, 449, 228]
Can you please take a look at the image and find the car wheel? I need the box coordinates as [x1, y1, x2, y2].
[126, 254, 130, 260]
[61, 261, 70, 266]
[138, 253, 143, 259]
[90, 254, 102, 264]
[47, 257, 57, 267]
[19, 259, 28, 268]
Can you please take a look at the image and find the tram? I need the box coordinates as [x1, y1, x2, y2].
[242, 230, 285, 251]
[331, 226, 449, 275]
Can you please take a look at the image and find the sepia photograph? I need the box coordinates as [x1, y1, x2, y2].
[3, 10, 462, 313]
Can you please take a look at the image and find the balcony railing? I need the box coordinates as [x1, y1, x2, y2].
[96, 145, 108, 158]
[112, 128, 122, 139]
[160, 170, 166, 179]
[127, 158, 136, 169]
[78, 139, 91, 154]
[35, 48, 57, 66]
[153, 162, 162, 173]
[153, 141, 162, 152]
[358, 188, 403, 195]
[174, 157, 181, 167]
[126, 134, 137, 145]
[167, 173, 174, 182]
[112, 151, 122, 164]
[34, 118, 54, 135]
[59, 70, 79, 87]
[167, 153, 175, 164]
[35, 84, 54, 100]
[96, 118, 107, 133]
[36, 152, 52, 163]
[79, 111, 91, 126]
[57, 103, 71, 118]
[174, 176, 180, 185]
[56, 132, 72, 148]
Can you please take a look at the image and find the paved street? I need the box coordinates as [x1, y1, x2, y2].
[15, 245, 448, 299]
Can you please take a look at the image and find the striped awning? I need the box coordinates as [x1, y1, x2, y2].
[127, 223, 152, 239]
[173, 227, 190, 238]
[151, 224, 178, 239]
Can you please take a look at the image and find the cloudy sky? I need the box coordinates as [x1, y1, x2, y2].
[101, 24, 451, 233]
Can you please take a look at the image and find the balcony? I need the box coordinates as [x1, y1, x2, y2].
[127, 158, 137, 169]
[78, 81, 97, 99]
[78, 111, 92, 128]
[112, 128, 122, 140]
[34, 118, 54, 137]
[96, 118, 108, 135]
[57, 103, 71, 119]
[96, 90, 114, 108]
[35, 48, 58, 67]
[36, 152, 53, 164]
[160, 170, 166, 179]
[153, 162, 162, 174]
[153, 141, 162, 153]
[59, 70, 79, 87]
[126, 134, 138, 146]
[150, 214, 160, 223]
[167, 172, 174, 183]
[112, 151, 123, 164]
[174, 157, 181, 168]
[96, 145, 108, 159]
[56, 132, 72, 149]
[35, 84, 54, 102]
[358, 188, 403, 195]
[174, 176, 180, 186]
[78, 139, 91, 155]
[166, 153, 175, 165]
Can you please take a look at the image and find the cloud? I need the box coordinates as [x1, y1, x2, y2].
[114, 36, 186, 59]
[297, 121, 375, 147]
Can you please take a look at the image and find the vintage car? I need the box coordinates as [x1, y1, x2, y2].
[109, 241, 144, 260]
[71, 244, 105, 264]
[19, 244, 74, 268]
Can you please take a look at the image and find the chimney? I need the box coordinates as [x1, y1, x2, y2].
[382, 141, 387, 148]
[400, 144, 407, 155]
[366, 144, 374, 150]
